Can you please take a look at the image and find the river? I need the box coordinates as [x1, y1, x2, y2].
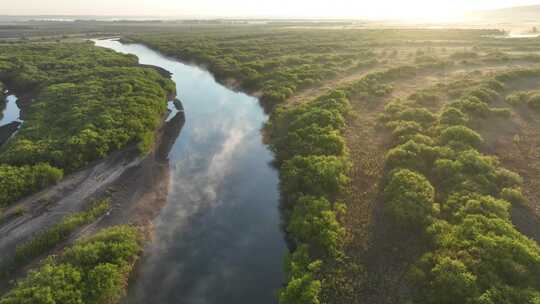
[93, 39, 286, 304]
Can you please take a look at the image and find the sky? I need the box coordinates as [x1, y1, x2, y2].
[2, 0, 540, 20]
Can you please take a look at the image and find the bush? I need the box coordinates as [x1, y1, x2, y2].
[279, 245, 322, 304]
[386, 120, 424, 143]
[0, 225, 141, 304]
[506, 92, 529, 106]
[468, 87, 499, 103]
[439, 107, 468, 126]
[0, 163, 64, 206]
[385, 140, 448, 174]
[396, 108, 437, 127]
[439, 125, 483, 150]
[384, 169, 435, 227]
[287, 196, 345, 258]
[442, 192, 510, 221]
[275, 125, 346, 161]
[281, 155, 350, 199]
[451, 97, 491, 118]
[501, 187, 526, 205]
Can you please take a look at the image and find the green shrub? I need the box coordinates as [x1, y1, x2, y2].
[417, 215, 540, 304]
[385, 140, 448, 174]
[506, 92, 529, 106]
[0, 225, 141, 304]
[439, 107, 468, 126]
[468, 87, 499, 103]
[439, 125, 483, 150]
[287, 196, 345, 258]
[279, 245, 322, 304]
[0, 163, 63, 206]
[451, 97, 491, 118]
[275, 125, 346, 161]
[495, 168, 523, 189]
[386, 120, 424, 143]
[384, 169, 435, 228]
[396, 108, 437, 128]
[501, 187, 526, 205]
[443, 192, 510, 221]
[281, 155, 350, 199]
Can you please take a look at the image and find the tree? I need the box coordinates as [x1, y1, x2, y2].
[384, 169, 435, 227]
[281, 155, 350, 199]
[287, 196, 345, 258]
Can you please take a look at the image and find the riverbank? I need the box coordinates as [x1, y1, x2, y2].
[119, 37, 272, 111]
[0, 100, 184, 291]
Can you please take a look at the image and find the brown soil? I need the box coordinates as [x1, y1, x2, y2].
[479, 106, 540, 243]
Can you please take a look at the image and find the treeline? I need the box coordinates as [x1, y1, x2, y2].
[0, 225, 142, 304]
[125, 28, 511, 108]
[128, 30, 378, 107]
[0, 42, 175, 206]
[378, 69, 540, 303]
[268, 90, 351, 303]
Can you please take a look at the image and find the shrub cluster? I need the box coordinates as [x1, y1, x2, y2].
[381, 93, 540, 303]
[0, 163, 63, 206]
[269, 90, 350, 304]
[0, 225, 142, 304]
[0, 42, 175, 205]
[129, 31, 378, 107]
[506, 90, 540, 111]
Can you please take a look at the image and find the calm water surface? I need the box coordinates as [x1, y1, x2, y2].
[94, 39, 286, 304]
[0, 95, 21, 127]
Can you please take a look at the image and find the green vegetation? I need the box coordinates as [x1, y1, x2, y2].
[0, 200, 110, 277]
[380, 71, 540, 303]
[384, 169, 435, 228]
[0, 42, 175, 206]
[506, 90, 540, 111]
[0, 225, 142, 304]
[129, 31, 381, 106]
[0, 164, 63, 206]
[269, 90, 351, 303]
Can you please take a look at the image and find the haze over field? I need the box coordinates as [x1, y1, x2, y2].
[2, 0, 540, 21]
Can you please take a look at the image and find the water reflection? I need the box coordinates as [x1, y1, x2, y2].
[0, 95, 22, 147]
[0, 95, 21, 126]
[94, 40, 286, 304]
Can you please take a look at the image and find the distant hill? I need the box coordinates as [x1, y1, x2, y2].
[466, 5, 540, 23]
